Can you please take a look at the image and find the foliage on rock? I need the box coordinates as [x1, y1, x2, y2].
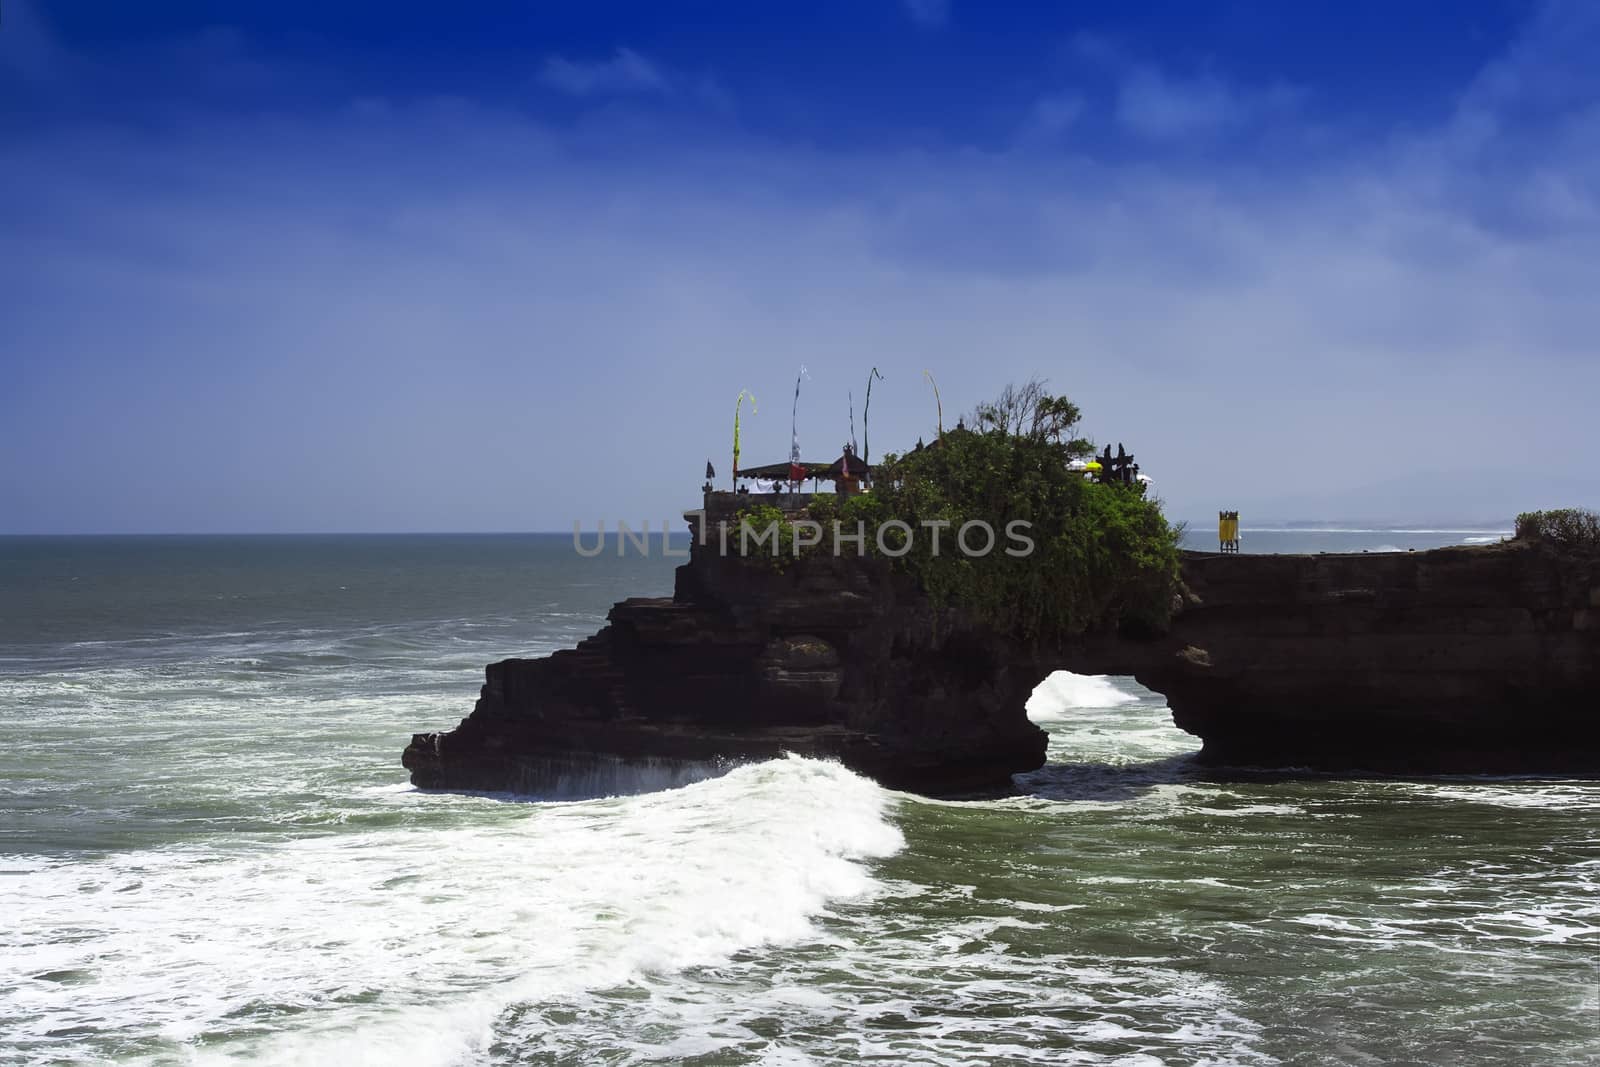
[869, 417, 1181, 642]
[728, 501, 802, 570]
[1515, 508, 1600, 551]
[965, 376, 1094, 456]
[726, 382, 1182, 642]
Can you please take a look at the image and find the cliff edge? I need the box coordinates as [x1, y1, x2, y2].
[403, 532, 1600, 794]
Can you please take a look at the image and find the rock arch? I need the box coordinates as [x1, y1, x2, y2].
[404, 539, 1600, 795]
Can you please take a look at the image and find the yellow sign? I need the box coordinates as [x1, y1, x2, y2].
[1218, 510, 1240, 551]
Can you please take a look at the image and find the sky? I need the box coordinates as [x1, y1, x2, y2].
[2, 0, 1597, 532]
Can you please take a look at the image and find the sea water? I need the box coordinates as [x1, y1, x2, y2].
[1, 531, 1596, 1065]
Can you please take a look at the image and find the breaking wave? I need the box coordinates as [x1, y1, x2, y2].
[2, 757, 902, 1066]
[1026, 672, 1139, 722]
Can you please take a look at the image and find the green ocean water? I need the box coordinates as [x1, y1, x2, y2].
[1, 532, 1596, 1066]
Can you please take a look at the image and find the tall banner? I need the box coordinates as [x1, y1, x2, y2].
[733, 390, 755, 488]
[789, 365, 809, 485]
[924, 369, 943, 439]
[862, 366, 884, 466]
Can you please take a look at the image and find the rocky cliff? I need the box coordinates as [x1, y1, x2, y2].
[403, 529, 1600, 794]
[1134, 543, 1600, 774]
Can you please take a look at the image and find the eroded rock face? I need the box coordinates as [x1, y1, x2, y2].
[1133, 543, 1600, 774]
[404, 543, 1048, 794]
[402, 535, 1600, 795]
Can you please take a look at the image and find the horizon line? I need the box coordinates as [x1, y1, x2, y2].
[0, 520, 1520, 537]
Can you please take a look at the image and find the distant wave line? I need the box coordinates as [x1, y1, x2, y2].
[1237, 527, 1512, 535]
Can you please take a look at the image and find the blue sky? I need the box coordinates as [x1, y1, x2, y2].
[3, 0, 1596, 531]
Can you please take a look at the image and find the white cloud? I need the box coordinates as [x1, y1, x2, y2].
[1061, 32, 1305, 142]
[1115, 64, 1300, 140]
[3, 8, 1599, 529]
[903, 0, 951, 29]
[8, 88, 1599, 529]
[1016, 92, 1085, 145]
[539, 47, 668, 96]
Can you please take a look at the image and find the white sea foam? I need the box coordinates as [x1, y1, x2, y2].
[1239, 527, 1513, 535]
[1422, 783, 1600, 811]
[10, 541, 1600, 1067]
[1, 755, 902, 1065]
[1025, 671, 1138, 722]
[635, 885, 1281, 1067]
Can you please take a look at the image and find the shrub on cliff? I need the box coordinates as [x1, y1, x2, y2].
[724, 383, 1182, 642]
[870, 418, 1181, 643]
[1515, 508, 1600, 550]
[728, 501, 802, 567]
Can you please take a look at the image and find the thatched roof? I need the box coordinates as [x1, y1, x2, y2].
[826, 452, 870, 479]
[737, 454, 869, 482]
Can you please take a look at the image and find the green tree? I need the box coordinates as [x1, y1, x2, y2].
[968, 376, 1093, 457]
[871, 414, 1180, 643]
[730, 381, 1182, 643]
[1514, 508, 1600, 549]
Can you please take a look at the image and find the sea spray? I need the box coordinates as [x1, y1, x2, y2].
[2, 757, 902, 1065]
[6, 535, 1597, 1066]
[1025, 671, 1139, 722]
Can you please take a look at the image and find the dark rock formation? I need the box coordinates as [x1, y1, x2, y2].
[404, 540, 1049, 794]
[1133, 543, 1600, 774]
[404, 530, 1600, 795]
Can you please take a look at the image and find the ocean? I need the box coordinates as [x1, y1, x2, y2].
[2, 530, 1596, 1065]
